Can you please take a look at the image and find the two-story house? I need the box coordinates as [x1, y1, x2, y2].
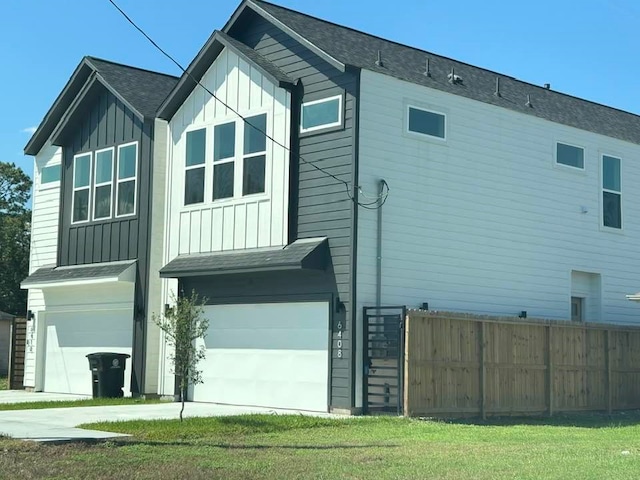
[154, 0, 640, 414]
[21, 57, 177, 396]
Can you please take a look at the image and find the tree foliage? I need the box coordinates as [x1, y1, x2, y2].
[153, 290, 209, 421]
[0, 162, 31, 316]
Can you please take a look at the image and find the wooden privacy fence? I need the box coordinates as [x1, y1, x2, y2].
[404, 311, 640, 417]
[9, 317, 26, 390]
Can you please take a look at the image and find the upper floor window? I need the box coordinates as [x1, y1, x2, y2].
[183, 114, 268, 206]
[300, 95, 342, 134]
[117, 143, 138, 217]
[602, 155, 621, 229]
[72, 153, 92, 223]
[41, 164, 61, 185]
[94, 148, 114, 220]
[407, 106, 446, 139]
[71, 142, 138, 224]
[556, 142, 584, 169]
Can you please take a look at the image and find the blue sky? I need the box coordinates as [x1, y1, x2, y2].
[2, 0, 639, 180]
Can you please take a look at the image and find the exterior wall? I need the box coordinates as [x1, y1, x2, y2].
[231, 13, 359, 410]
[24, 143, 62, 388]
[166, 48, 290, 260]
[356, 70, 640, 380]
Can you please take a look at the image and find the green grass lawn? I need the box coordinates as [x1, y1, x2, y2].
[2, 412, 640, 479]
[0, 396, 162, 411]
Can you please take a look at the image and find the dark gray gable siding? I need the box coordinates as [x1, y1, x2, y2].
[230, 11, 358, 410]
[58, 87, 154, 395]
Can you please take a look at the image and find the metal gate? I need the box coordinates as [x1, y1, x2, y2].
[363, 306, 406, 414]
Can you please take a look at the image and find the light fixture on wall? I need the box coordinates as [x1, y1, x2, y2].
[518, 311, 527, 319]
[26, 310, 35, 321]
[335, 297, 346, 314]
[421, 302, 429, 311]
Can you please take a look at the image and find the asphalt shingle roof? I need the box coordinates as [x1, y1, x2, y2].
[251, 0, 640, 145]
[21, 261, 136, 287]
[86, 57, 179, 118]
[160, 237, 328, 277]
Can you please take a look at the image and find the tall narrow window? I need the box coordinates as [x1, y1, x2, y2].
[243, 114, 267, 195]
[213, 122, 235, 200]
[72, 153, 91, 223]
[117, 143, 137, 217]
[602, 155, 621, 229]
[185, 129, 206, 205]
[94, 148, 114, 220]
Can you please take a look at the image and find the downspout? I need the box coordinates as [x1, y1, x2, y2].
[376, 179, 387, 310]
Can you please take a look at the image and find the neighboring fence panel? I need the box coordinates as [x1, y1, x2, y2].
[405, 312, 640, 417]
[9, 317, 26, 390]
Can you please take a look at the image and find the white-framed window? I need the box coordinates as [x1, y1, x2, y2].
[407, 105, 446, 139]
[93, 147, 114, 220]
[242, 114, 267, 196]
[72, 153, 92, 224]
[602, 154, 621, 229]
[185, 129, 206, 205]
[556, 142, 584, 169]
[116, 142, 138, 217]
[300, 95, 342, 134]
[212, 122, 235, 200]
[40, 164, 61, 186]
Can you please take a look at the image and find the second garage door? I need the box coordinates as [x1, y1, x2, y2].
[194, 301, 329, 412]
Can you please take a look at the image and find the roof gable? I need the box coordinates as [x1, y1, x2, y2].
[25, 57, 177, 156]
[234, 0, 640, 146]
[158, 30, 295, 121]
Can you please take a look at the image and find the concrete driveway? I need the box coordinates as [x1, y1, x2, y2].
[0, 391, 335, 443]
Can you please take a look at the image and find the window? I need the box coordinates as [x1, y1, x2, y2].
[116, 143, 137, 217]
[185, 129, 206, 205]
[571, 297, 584, 322]
[94, 148, 114, 220]
[213, 122, 235, 200]
[300, 95, 342, 133]
[407, 106, 445, 139]
[41, 164, 61, 184]
[243, 114, 267, 195]
[556, 142, 584, 169]
[602, 155, 621, 229]
[72, 153, 91, 223]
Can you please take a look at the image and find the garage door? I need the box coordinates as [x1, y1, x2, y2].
[41, 283, 134, 395]
[194, 302, 329, 412]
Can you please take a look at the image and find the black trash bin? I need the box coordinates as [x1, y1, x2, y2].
[86, 352, 131, 398]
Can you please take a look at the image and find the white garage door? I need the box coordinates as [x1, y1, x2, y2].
[194, 302, 329, 412]
[42, 283, 134, 395]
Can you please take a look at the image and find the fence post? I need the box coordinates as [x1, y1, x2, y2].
[546, 325, 554, 416]
[403, 313, 410, 416]
[605, 329, 612, 414]
[479, 321, 486, 419]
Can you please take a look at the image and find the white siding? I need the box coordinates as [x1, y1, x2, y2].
[356, 70, 640, 405]
[24, 143, 62, 389]
[357, 70, 640, 324]
[166, 48, 291, 264]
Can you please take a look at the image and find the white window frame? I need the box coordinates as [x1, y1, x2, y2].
[212, 121, 236, 202]
[300, 94, 343, 134]
[93, 147, 114, 221]
[241, 113, 269, 197]
[406, 105, 447, 141]
[115, 141, 138, 218]
[555, 141, 585, 170]
[184, 127, 207, 206]
[601, 153, 622, 231]
[71, 152, 92, 225]
[39, 164, 61, 190]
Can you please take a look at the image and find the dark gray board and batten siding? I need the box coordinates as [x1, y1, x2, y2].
[230, 11, 359, 410]
[57, 88, 154, 395]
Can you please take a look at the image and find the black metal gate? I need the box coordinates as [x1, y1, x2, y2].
[363, 306, 406, 414]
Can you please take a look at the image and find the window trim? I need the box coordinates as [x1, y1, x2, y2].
[212, 121, 236, 202]
[39, 164, 61, 190]
[601, 153, 623, 231]
[115, 141, 138, 218]
[93, 147, 115, 221]
[300, 94, 343, 134]
[71, 152, 92, 225]
[555, 141, 585, 171]
[242, 113, 268, 197]
[406, 104, 447, 141]
[184, 127, 207, 206]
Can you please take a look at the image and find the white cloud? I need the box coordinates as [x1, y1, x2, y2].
[21, 126, 37, 134]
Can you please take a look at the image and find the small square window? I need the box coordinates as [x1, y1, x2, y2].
[407, 106, 445, 139]
[300, 95, 342, 133]
[556, 143, 584, 169]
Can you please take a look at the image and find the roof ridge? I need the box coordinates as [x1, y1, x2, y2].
[85, 56, 179, 80]
[252, 0, 640, 121]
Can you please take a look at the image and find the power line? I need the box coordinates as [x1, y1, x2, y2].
[106, 0, 389, 209]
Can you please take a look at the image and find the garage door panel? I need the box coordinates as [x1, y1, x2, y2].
[194, 302, 329, 411]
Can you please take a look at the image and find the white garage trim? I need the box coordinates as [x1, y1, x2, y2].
[194, 301, 330, 412]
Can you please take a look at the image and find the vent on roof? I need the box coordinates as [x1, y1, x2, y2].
[525, 94, 533, 108]
[424, 58, 431, 77]
[375, 50, 384, 67]
[544, 83, 551, 90]
[494, 77, 501, 97]
[448, 67, 462, 85]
